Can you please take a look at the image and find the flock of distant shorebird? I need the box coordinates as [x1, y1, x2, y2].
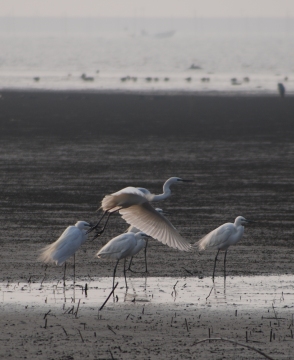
[39, 177, 253, 291]
[32, 73, 289, 95]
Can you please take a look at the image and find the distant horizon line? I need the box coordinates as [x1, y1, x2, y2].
[0, 15, 293, 20]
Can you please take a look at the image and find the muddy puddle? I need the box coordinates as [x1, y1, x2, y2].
[1, 275, 294, 311]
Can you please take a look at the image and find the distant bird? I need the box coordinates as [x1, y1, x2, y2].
[88, 177, 192, 252]
[145, 77, 152, 82]
[33, 77, 40, 82]
[121, 76, 131, 82]
[185, 77, 192, 82]
[97, 232, 150, 289]
[189, 64, 202, 70]
[231, 78, 241, 85]
[195, 216, 253, 281]
[81, 73, 94, 81]
[39, 221, 92, 286]
[126, 208, 172, 273]
[164, 77, 170, 81]
[278, 83, 286, 97]
[243, 77, 250, 82]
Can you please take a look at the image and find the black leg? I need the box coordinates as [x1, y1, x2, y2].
[92, 208, 122, 239]
[73, 253, 76, 287]
[144, 239, 149, 273]
[123, 258, 128, 289]
[93, 212, 112, 237]
[63, 262, 67, 287]
[113, 259, 119, 290]
[212, 249, 220, 282]
[127, 256, 134, 271]
[224, 249, 228, 281]
[87, 210, 107, 234]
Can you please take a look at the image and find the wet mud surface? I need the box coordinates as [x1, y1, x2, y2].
[0, 91, 294, 358]
[1, 91, 294, 282]
[1, 276, 294, 359]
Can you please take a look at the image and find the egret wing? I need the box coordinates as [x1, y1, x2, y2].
[102, 191, 148, 212]
[136, 187, 151, 195]
[196, 223, 235, 251]
[119, 203, 191, 252]
[97, 233, 136, 259]
[39, 226, 85, 265]
[125, 208, 172, 234]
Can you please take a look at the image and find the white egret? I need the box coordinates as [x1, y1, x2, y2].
[88, 177, 192, 252]
[96, 232, 150, 289]
[126, 208, 173, 273]
[39, 221, 92, 286]
[195, 216, 253, 281]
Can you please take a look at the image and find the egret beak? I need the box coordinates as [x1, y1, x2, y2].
[181, 179, 194, 182]
[245, 219, 255, 223]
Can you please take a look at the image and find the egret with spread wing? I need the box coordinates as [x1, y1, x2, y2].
[88, 177, 192, 252]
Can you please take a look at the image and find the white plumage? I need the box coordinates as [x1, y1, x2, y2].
[126, 207, 171, 233]
[197, 216, 246, 252]
[126, 207, 174, 272]
[97, 232, 147, 260]
[195, 216, 252, 280]
[90, 177, 192, 252]
[39, 221, 91, 265]
[97, 232, 149, 289]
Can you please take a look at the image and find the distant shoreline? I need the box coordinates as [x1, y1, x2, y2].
[0, 87, 291, 97]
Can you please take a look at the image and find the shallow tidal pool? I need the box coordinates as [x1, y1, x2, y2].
[1, 275, 294, 312]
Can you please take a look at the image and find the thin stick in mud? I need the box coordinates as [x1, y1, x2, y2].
[193, 337, 275, 360]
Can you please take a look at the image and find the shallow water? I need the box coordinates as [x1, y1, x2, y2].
[1, 275, 293, 311]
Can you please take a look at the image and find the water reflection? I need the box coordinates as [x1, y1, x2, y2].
[1, 275, 293, 310]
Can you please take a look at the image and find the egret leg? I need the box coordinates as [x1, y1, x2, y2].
[224, 250, 228, 281]
[87, 210, 107, 234]
[93, 212, 112, 237]
[212, 249, 220, 282]
[73, 253, 76, 287]
[63, 262, 67, 287]
[113, 259, 120, 290]
[127, 256, 134, 272]
[144, 239, 149, 273]
[92, 209, 121, 239]
[123, 258, 128, 289]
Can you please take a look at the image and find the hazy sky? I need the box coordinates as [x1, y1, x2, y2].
[0, 0, 293, 18]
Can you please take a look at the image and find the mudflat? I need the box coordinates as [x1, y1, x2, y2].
[0, 91, 294, 359]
